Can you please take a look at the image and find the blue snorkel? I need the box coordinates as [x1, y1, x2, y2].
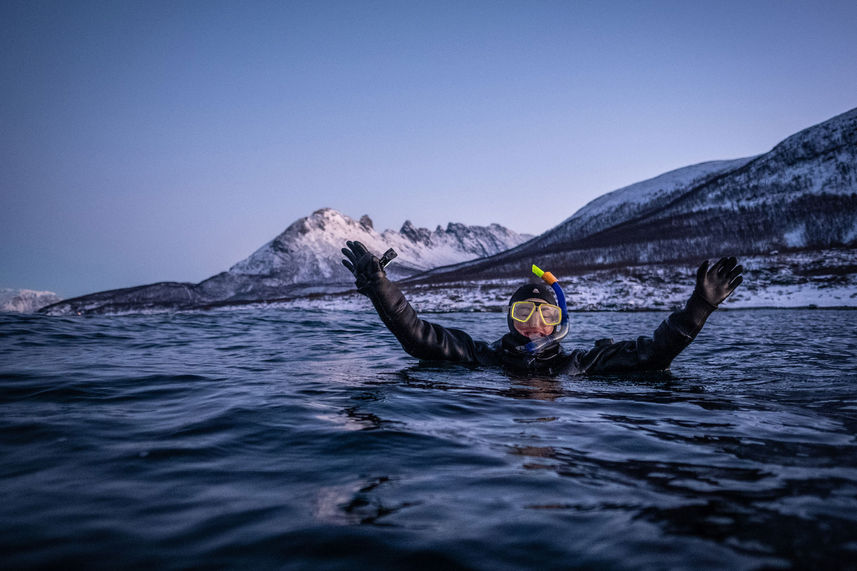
[516, 264, 570, 354]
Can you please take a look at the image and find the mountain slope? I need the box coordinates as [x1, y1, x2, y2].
[412, 107, 857, 282]
[540, 157, 756, 247]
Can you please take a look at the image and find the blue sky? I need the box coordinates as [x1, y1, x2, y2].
[2, 0, 856, 297]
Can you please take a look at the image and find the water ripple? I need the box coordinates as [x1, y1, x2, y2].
[1, 308, 856, 568]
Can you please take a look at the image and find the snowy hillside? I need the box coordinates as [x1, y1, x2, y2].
[250, 249, 857, 313]
[415, 107, 857, 281]
[541, 157, 755, 247]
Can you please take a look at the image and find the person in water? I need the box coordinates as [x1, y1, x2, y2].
[341, 241, 743, 374]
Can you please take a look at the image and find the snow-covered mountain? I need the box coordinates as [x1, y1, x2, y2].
[415, 107, 857, 281]
[225, 208, 529, 281]
[0, 288, 62, 313]
[39, 210, 531, 315]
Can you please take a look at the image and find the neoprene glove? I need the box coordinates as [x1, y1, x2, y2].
[695, 256, 743, 306]
[341, 240, 384, 294]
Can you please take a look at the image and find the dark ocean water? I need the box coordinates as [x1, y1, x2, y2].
[2, 308, 857, 570]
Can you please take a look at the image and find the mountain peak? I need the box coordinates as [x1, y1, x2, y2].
[399, 220, 433, 244]
[766, 107, 857, 165]
[226, 208, 529, 287]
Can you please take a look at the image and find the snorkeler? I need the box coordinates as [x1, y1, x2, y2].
[341, 241, 743, 374]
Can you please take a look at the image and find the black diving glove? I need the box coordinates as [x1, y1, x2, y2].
[341, 240, 385, 295]
[694, 256, 743, 307]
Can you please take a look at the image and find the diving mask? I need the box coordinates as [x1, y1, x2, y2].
[509, 301, 562, 326]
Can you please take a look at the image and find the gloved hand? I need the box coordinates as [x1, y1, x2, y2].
[694, 257, 743, 306]
[341, 240, 384, 293]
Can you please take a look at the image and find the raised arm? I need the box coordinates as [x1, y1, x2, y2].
[579, 257, 743, 373]
[341, 241, 493, 364]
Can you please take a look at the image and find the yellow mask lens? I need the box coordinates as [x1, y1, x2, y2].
[539, 304, 562, 325]
[510, 301, 536, 322]
[510, 301, 561, 325]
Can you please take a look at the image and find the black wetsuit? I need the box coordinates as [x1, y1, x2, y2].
[361, 273, 718, 375]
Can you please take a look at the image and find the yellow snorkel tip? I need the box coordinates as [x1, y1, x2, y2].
[531, 265, 544, 278]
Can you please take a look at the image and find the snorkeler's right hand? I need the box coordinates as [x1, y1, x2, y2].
[694, 257, 743, 306]
[341, 240, 384, 293]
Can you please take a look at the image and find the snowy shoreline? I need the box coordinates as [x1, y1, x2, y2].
[20, 248, 857, 315]
[255, 249, 857, 314]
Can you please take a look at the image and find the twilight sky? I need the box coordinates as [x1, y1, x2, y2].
[2, 0, 856, 298]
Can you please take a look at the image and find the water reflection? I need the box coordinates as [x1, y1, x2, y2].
[314, 476, 416, 527]
[501, 372, 564, 401]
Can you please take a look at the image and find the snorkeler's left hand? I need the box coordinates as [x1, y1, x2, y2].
[341, 240, 384, 293]
[694, 257, 743, 306]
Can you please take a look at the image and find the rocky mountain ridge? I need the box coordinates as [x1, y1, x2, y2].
[227, 208, 531, 281]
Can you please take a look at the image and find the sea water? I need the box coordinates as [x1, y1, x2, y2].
[1, 308, 856, 569]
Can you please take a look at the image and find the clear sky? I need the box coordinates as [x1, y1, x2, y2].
[2, 0, 856, 298]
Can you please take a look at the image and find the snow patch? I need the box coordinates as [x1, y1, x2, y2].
[844, 220, 857, 245]
[783, 225, 807, 248]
